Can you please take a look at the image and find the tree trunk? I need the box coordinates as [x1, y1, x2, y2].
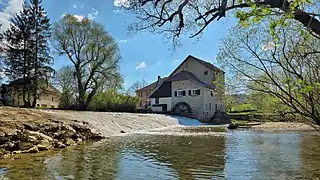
[32, 0, 39, 108]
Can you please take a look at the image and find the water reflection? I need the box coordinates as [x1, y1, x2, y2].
[0, 128, 320, 180]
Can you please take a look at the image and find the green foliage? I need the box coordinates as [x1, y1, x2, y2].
[52, 14, 121, 110]
[4, 0, 53, 108]
[232, 103, 257, 112]
[88, 89, 139, 112]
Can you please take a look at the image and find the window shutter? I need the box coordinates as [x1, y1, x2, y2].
[174, 91, 177, 97]
[196, 89, 200, 95]
[188, 90, 191, 96]
[182, 90, 186, 96]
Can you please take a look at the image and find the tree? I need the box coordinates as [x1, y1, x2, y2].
[55, 66, 77, 109]
[4, 0, 53, 108]
[29, 0, 54, 107]
[122, 0, 320, 41]
[52, 15, 121, 110]
[128, 79, 148, 95]
[217, 20, 320, 129]
[4, 3, 34, 107]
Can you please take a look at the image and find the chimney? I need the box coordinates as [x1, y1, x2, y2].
[157, 76, 161, 82]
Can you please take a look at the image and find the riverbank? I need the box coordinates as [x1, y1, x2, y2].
[232, 120, 315, 131]
[0, 107, 180, 158]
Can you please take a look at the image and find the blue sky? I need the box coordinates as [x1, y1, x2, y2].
[0, 0, 238, 88]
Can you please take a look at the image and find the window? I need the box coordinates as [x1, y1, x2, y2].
[210, 90, 214, 97]
[209, 103, 212, 111]
[155, 98, 159, 104]
[175, 90, 185, 97]
[189, 89, 200, 96]
[204, 71, 208, 75]
[52, 97, 54, 101]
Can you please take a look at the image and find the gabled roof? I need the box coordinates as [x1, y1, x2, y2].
[165, 71, 215, 89]
[135, 77, 168, 92]
[169, 55, 224, 77]
[135, 81, 157, 92]
[149, 81, 172, 98]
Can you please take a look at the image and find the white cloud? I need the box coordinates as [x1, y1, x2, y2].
[88, 8, 99, 20]
[118, 39, 128, 43]
[173, 60, 181, 64]
[123, 83, 128, 86]
[136, 62, 147, 70]
[0, 0, 24, 32]
[80, 4, 84, 8]
[73, 4, 77, 8]
[114, 0, 130, 8]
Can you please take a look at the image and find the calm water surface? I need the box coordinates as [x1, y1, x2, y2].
[0, 127, 320, 180]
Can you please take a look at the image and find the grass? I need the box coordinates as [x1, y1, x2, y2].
[231, 120, 252, 125]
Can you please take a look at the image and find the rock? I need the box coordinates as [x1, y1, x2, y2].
[37, 139, 52, 151]
[1, 141, 18, 151]
[61, 125, 76, 133]
[6, 131, 19, 141]
[41, 124, 60, 133]
[23, 124, 39, 131]
[62, 130, 76, 139]
[0, 148, 8, 156]
[26, 146, 39, 153]
[37, 144, 51, 151]
[76, 138, 82, 142]
[227, 124, 239, 130]
[90, 133, 104, 140]
[26, 131, 53, 141]
[0, 136, 7, 145]
[13, 150, 22, 154]
[18, 141, 34, 151]
[54, 141, 66, 148]
[0, 132, 5, 137]
[27, 135, 38, 143]
[65, 139, 77, 146]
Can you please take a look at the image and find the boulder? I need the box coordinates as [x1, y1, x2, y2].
[6, 131, 19, 141]
[26, 131, 53, 142]
[41, 124, 60, 133]
[0, 136, 7, 145]
[54, 141, 66, 148]
[37, 144, 51, 151]
[23, 124, 39, 131]
[227, 124, 239, 130]
[26, 146, 39, 153]
[18, 141, 34, 151]
[65, 139, 77, 146]
[37, 139, 52, 151]
[1, 141, 18, 151]
[0, 148, 8, 156]
[12, 150, 22, 154]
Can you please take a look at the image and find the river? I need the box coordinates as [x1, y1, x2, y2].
[0, 126, 320, 180]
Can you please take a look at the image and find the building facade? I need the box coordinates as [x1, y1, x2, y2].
[140, 55, 226, 122]
[5, 79, 61, 108]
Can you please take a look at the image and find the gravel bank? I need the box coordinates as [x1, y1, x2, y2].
[250, 122, 314, 131]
